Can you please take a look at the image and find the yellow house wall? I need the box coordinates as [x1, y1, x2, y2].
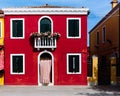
[90, 9, 119, 57]
[0, 18, 4, 45]
[90, 8, 119, 85]
[110, 57, 117, 84]
[0, 75, 4, 85]
[0, 17, 4, 85]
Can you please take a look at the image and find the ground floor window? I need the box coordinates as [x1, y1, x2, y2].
[10, 54, 25, 74]
[67, 53, 81, 74]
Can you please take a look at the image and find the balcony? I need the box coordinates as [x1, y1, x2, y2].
[30, 32, 60, 50]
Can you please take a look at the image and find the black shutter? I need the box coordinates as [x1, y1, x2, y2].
[13, 56, 23, 73]
[13, 56, 18, 72]
[18, 56, 23, 72]
[17, 20, 23, 37]
[69, 55, 73, 72]
[74, 20, 79, 36]
[68, 20, 79, 37]
[12, 20, 23, 37]
[75, 55, 79, 72]
[68, 20, 74, 37]
[13, 21, 17, 37]
[117, 61, 120, 76]
[40, 18, 51, 33]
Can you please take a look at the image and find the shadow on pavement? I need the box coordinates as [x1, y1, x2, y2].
[91, 85, 120, 92]
[75, 85, 120, 96]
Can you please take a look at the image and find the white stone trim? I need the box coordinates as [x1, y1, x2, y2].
[67, 53, 82, 74]
[10, 18, 25, 39]
[67, 18, 81, 39]
[2, 8, 89, 15]
[10, 54, 25, 75]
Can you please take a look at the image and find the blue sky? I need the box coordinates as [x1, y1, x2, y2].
[0, 0, 119, 45]
[0, 0, 118, 31]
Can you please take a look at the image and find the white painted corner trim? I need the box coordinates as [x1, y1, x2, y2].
[2, 8, 89, 15]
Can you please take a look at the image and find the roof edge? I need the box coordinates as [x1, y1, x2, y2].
[2, 7, 89, 15]
[89, 2, 120, 33]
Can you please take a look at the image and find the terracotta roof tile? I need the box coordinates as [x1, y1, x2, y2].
[0, 10, 3, 14]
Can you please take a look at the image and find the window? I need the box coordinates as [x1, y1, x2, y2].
[102, 27, 106, 43]
[10, 54, 25, 74]
[67, 53, 81, 74]
[87, 56, 92, 77]
[40, 18, 51, 33]
[0, 21, 2, 38]
[67, 18, 81, 38]
[116, 58, 120, 77]
[96, 31, 99, 45]
[11, 19, 24, 39]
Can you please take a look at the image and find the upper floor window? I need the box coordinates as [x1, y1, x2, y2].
[40, 18, 51, 33]
[96, 31, 99, 45]
[102, 27, 106, 43]
[0, 21, 2, 38]
[11, 18, 25, 39]
[67, 53, 81, 74]
[67, 18, 81, 38]
[10, 54, 25, 74]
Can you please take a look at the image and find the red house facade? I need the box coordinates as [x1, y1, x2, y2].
[3, 5, 89, 85]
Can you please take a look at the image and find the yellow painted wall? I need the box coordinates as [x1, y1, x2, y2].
[87, 56, 98, 85]
[110, 57, 116, 85]
[90, 8, 119, 85]
[0, 17, 4, 85]
[0, 18, 4, 45]
[0, 75, 4, 85]
[90, 9, 119, 57]
[92, 56, 98, 83]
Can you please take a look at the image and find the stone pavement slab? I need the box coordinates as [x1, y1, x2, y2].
[0, 85, 119, 96]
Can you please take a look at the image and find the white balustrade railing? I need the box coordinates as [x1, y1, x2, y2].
[34, 37, 57, 50]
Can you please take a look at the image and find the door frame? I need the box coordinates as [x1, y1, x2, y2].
[38, 50, 54, 86]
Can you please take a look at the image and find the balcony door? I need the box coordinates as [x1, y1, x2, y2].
[40, 18, 51, 33]
[39, 16, 53, 33]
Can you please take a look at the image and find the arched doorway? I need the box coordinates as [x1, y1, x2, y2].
[38, 51, 54, 86]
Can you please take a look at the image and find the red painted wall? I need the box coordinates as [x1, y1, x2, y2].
[4, 15, 88, 85]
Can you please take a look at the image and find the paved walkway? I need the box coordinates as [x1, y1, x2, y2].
[0, 85, 119, 96]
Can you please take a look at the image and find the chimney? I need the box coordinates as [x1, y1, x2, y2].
[111, 0, 118, 8]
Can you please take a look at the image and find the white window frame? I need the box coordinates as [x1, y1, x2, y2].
[10, 18, 25, 39]
[102, 26, 106, 43]
[0, 21, 2, 38]
[67, 53, 81, 74]
[10, 54, 25, 74]
[67, 18, 81, 39]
